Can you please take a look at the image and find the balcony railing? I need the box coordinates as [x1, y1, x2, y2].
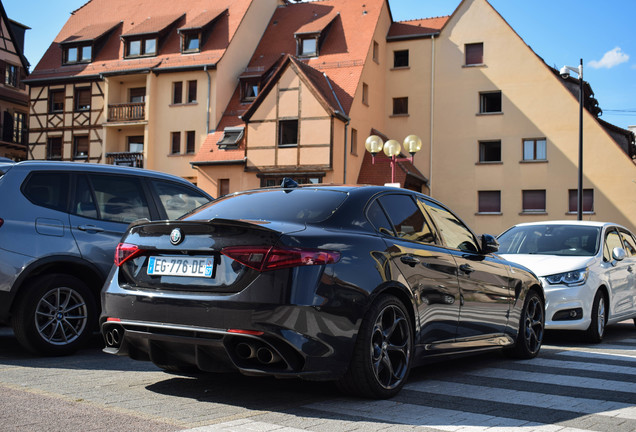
[106, 152, 144, 168]
[107, 103, 145, 122]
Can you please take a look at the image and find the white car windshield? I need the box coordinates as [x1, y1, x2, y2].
[498, 225, 601, 256]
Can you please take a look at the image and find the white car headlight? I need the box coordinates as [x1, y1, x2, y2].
[545, 268, 588, 286]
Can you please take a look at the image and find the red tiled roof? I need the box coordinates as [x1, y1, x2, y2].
[243, 0, 385, 114]
[387, 16, 449, 39]
[191, 85, 246, 165]
[194, 0, 383, 165]
[295, 10, 339, 35]
[28, 0, 254, 81]
[180, 8, 226, 31]
[61, 21, 121, 44]
[122, 13, 183, 37]
[357, 147, 427, 187]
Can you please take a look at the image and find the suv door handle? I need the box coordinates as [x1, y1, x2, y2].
[459, 264, 474, 274]
[78, 225, 104, 233]
[400, 255, 420, 267]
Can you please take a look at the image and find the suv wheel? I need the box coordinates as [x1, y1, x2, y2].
[12, 274, 97, 356]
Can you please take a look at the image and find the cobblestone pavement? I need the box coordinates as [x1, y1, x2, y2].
[1, 322, 635, 432]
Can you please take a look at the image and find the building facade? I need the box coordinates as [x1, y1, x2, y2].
[0, 1, 29, 161]
[25, 0, 280, 184]
[27, 0, 635, 233]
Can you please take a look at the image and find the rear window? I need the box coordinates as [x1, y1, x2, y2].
[22, 172, 70, 212]
[187, 189, 348, 224]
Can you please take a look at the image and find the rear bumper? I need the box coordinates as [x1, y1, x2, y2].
[100, 272, 364, 380]
[101, 318, 342, 379]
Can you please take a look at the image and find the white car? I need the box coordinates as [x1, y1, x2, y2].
[498, 221, 636, 343]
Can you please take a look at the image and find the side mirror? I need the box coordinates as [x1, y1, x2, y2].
[481, 234, 499, 254]
[612, 247, 626, 262]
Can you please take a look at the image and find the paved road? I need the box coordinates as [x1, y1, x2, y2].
[1, 322, 635, 432]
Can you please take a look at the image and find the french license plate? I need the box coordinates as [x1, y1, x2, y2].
[147, 256, 215, 278]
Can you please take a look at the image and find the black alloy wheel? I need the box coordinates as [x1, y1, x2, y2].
[12, 274, 97, 356]
[337, 295, 413, 398]
[510, 289, 544, 359]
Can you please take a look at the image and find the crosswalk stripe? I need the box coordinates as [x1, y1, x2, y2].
[303, 399, 596, 432]
[518, 356, 636, 376]
[404, 379, 636, 420]
[466, 367, 636, 394]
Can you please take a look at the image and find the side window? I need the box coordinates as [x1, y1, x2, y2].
[22, 172, 69, 212]
[73, 175, 98, 219]
[89, 174, 150, 223]
[603, 229, 623, 262]
[366, 199, 395, 236]
[150, 180, 211, 219]
[619, 230, 636, 257]
[378, 194, 436, 244]
[420, 198, 478, 253]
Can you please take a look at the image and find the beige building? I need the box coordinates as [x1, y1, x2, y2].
[0, 1, 29, 161]
[25, 0, 281, 184]
[27, 0, 635, 233]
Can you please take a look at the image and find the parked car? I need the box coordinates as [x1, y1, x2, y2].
[498, 221, 636, 343]
[101, 182, 544, 398]
[0, 161, 212, 356]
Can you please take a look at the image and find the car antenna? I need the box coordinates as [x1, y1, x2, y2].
[280, 177, 298, 189]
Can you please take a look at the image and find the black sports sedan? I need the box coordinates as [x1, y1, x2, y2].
[101, 183, 544, 398]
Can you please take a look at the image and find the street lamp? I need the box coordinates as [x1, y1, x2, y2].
[365, 134, 422, 186]
[560, 59, 584, 221]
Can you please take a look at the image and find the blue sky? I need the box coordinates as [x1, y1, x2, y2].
[4, 0, 635, 129]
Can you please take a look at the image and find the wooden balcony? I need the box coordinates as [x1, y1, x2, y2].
[106, 152, 144, 168]
[107, 103, 145, 122]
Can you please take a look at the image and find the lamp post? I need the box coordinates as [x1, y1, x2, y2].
[560, 59, 584, 221]
[365, 134, 422, 186]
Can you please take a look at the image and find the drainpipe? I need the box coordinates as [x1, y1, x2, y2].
[429, 35, 436, 196]
[204, 65, 211, 133]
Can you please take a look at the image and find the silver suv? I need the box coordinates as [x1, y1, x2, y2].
[0, 161, 212, 355]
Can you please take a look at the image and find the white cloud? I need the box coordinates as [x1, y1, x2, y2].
[588, 47, 629, 69]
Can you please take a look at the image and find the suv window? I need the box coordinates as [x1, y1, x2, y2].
[22, 172, 70, 212]
[150, 179, 211, 219]
[378, 194, 436, 244]
[86, 174, 150, 224]
[420, 198, 478, 252]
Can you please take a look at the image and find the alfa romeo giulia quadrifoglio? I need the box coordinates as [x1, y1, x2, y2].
[101, 183, 544, 398]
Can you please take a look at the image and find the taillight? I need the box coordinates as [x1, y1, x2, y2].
[221, 246, 340, 272]
[114, 243, 144, 266]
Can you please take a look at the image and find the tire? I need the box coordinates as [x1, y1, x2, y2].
[337, 295, 413, 399]
[509, 289, 544, 359]
[12, 274, 97, 356]
[584, 291, 606, 343]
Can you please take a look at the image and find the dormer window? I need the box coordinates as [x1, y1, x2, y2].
[64, 44, 92, 64]
[122, 14, 184, 59]
[299, 37, 318, 57]
[294, 11, 339, 58]
[240, 78, 260, 102]
[60, 22, 121, 66]
[126, 37, 157, 58]
[182, 32, 200, 53]
[178, 9, 227, 55]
